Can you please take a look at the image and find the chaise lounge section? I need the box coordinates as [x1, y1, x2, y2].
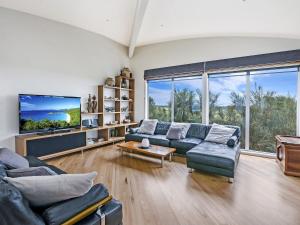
[125, 121, 241, 182]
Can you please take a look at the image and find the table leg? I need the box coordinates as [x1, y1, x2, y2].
[161, 156, 164, 167]
[169, 153, 172, 162]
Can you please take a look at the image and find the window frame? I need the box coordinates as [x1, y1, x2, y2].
[146, 66, 300, 155]
[147, 75, 203, 123]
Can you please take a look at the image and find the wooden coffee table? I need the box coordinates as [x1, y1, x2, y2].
[117, 141, 176, 167]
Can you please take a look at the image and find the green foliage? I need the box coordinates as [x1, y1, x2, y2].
[65, 108, 81, 126]
[149, 84, 296, 153]
[21, 108, 81, 131]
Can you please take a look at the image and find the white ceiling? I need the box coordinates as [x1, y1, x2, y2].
[1, 0, 300, 48]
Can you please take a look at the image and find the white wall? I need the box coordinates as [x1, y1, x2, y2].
[2, 7, 300, 150]
[0, 7, 129, 149]
[130, 37, 300, 120]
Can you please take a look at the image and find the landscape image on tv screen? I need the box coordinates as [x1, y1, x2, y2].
[19, 94, 81, 133]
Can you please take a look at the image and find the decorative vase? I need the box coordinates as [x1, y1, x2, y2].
[141, 138, 150, 148]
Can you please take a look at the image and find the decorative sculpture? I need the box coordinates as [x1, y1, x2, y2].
[92, 95, 97, 113]
[87, 94, 92, 113]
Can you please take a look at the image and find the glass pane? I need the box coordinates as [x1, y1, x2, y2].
[209, 72, 247, 148]
[250, 68, 298, 153]
[174, 77, 202, 123]
[148, 80, 172, 122]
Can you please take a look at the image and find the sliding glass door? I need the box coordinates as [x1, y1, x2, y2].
[148, 79, 172, 122]
[249, 68, 298, 152]
[174, 77, 202, 123]
[208, 72, 246, 148]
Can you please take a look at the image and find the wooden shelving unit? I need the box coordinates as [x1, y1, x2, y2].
[84, 74, 137, 153]
[16, 75, 138, 160]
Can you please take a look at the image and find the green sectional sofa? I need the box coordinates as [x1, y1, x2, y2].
[125, 122, 241, 182]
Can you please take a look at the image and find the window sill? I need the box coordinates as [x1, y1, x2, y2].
[241, 149, 276, 159]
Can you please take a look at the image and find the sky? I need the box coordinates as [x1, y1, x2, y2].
[149, 68, 298, 106]
[20, 95, 81, 111]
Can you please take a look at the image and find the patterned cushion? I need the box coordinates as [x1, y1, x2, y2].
[168, 122, 190, 139]
[205, 124, 236, 144]
[166, 127, 182, 140]
[154, 122, 171, 135]
[137, 119, 158, 135]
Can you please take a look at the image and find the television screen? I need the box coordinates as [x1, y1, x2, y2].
[19, 94, 81, 134]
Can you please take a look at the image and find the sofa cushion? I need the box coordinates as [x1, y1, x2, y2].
[166, 127, 182, 140]
[227, 135, 238, 147]
[0, 180, 45, 225]
[137, 119, 158, 135]
[170, 138, 202, 151]
[25, 156, 66, 174]
[125, 133, 151, 143]
[154, 122, 171, 135]
[149, 135, 170, 147]
[186, 123, 208, 140]
[6, 166, 57, 178]
[128, 127, 139, 134]
[0, 148, 29, 169]
[206, 124, 241, 140]
[205, 124, 236, 144]
[186, 141, 240, 170]
[169, 122, 190, 138]
[0, 162, 7, 179]
[4, 172, 97, 207]
[42, 184, 108, 225]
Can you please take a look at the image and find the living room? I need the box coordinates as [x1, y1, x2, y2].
[1, 1, 300, 225]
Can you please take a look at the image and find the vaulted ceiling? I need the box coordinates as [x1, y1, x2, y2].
[1, 0, 300, 55]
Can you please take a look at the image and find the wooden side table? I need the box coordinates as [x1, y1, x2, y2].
[275, 135, 300, 177]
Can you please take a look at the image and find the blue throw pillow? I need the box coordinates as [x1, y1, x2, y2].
[166, 127, 183, 140]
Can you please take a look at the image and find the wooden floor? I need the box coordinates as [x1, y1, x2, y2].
[48, 143, 300, 225]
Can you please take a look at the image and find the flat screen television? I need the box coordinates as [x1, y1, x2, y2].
[19, 94, 81, 134]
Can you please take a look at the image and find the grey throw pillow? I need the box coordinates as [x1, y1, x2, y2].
[4, 172, 97, 207]
[166, 127, 183, 140]
[169, 122, 191, 139]
[0, 148, 29, 169]
[137, 119, 158, 135]
[205, 123, 236, 145]
[7, 166, 57, 178]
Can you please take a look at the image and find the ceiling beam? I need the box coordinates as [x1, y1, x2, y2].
[128, 0, 149, 58]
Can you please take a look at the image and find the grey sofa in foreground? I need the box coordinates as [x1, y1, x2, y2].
[125, 122, 241, 182]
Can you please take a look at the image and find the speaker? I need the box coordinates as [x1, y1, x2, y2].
[26, 132, 86, 157]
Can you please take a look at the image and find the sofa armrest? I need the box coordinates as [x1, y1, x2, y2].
[227, 135, 239, 148]
[42, 184, 110, 225]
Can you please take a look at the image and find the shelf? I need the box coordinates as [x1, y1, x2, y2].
[103, 85, 133, 91]
[86, 137, 124, 148]
[104, 99, 119, 101]
[104, 99, 133, 102]
[104, 111, 120, 114]
[81, 122, 138, 132]
[81, 112, 103, 115]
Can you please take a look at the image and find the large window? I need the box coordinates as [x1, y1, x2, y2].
[148, 80, 172, 122]
[174, 77, 202, 123]
[147, 67, 299, 154]
[148, 76, 202, 122]
[209, 72, 246, 148]
[249, 68, 298, 152]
